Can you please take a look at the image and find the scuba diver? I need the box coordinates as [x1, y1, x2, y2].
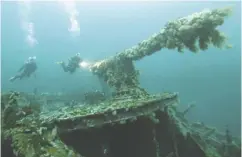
[57, 53, 84, 74]
[9, 56, 37, 82]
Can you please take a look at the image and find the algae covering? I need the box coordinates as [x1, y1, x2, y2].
[90, 7, 233, 99]
[1, 91, 241, 157]
[1, 6, 241, 157]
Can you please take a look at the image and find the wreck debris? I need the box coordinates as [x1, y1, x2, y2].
[1, 91, 39, 130]
[1, 6, 240, 157]
[181, 101, 196, 116]
[1, 92, 82, 157]
[1, 90, 240, 157]
[84, 90, 106, 104]
[90, 7, 233, 99]
[91, 57, 148, 99]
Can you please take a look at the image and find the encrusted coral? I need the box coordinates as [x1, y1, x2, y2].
[90, 7, 233, 69]
[1, 92, 24, 129]
[90, 7, 233, 101]
[2, 6, 240, 157]
[1, 92, 81, 157]
[91, 57, 148, 99]
[120, 6, 232, 58]
[1, 90, 241, 157]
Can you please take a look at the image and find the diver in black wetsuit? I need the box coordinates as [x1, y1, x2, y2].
[9, 56, 37, 82]
[58, 53, 83, 74]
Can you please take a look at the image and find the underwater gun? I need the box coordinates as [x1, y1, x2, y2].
[88, 7, 233, 98]
[90, 7, 232, 71]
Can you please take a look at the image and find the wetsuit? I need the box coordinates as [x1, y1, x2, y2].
[10, 61, 37, 82]
[61, 56, 82, 73]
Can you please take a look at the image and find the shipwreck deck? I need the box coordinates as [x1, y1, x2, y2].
[40, 92, 179, 132]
